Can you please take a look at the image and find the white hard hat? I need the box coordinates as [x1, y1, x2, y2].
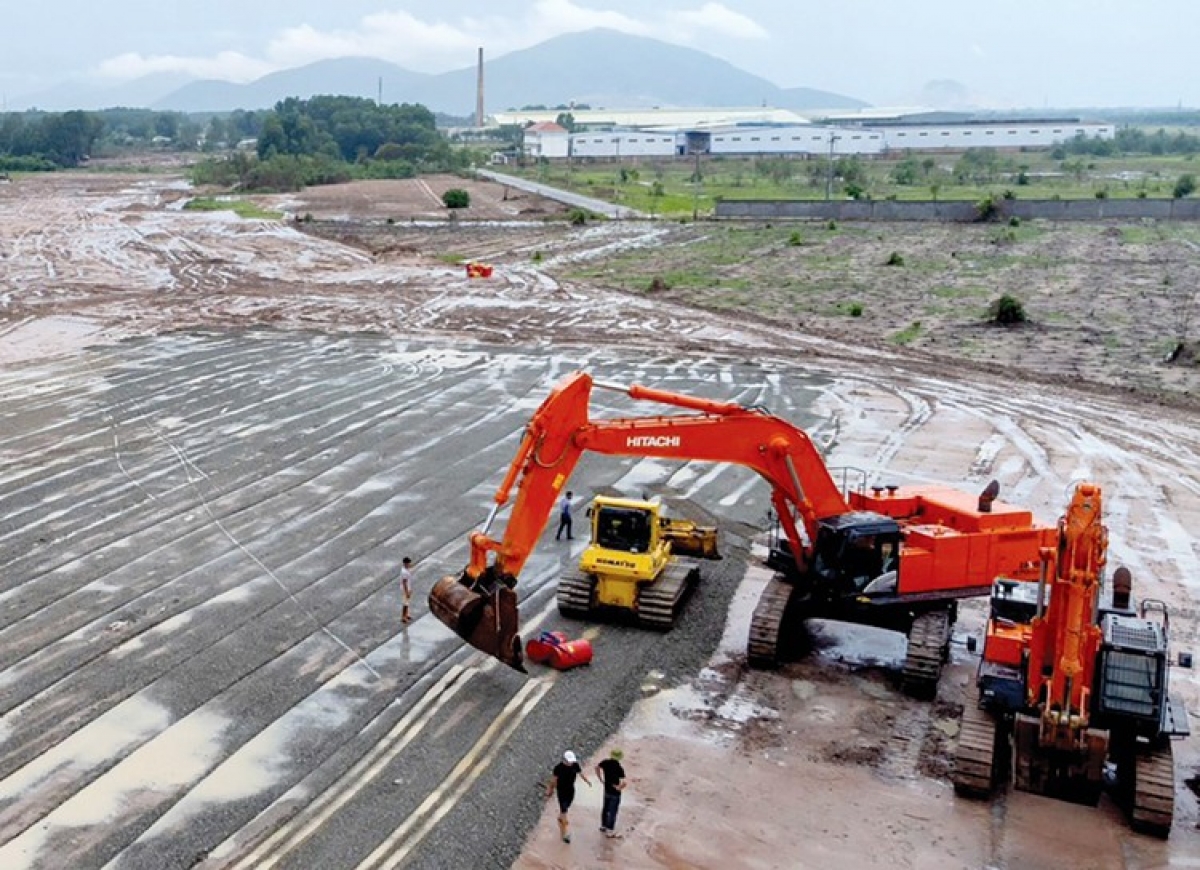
[563, 750, 577, 765]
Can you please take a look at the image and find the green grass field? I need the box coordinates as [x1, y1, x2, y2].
[183, 196, 282, 219]
[504, 150, 1199, 218]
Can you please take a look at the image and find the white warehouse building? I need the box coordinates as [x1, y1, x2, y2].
[877, 120, 1114, 152]
[526, 115, 1113, 160]
[708, 126, 885, 156]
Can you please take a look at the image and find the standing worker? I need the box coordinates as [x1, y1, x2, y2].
[546, 749, 590, 843]
[596, 748, 626, 837]
[555, 490, 574, 541]
[400, 557, 414, 624]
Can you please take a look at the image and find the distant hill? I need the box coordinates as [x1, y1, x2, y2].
[14, 28, 867, 115]
[16, 72, 194, 112]
[442, 29, 866, 113]
[155, 29, 866, 116]
[162, 57, 428, 114]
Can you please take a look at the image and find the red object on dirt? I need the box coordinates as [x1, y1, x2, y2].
[525, 631, 567, 664]
[465, 262, 494, 279]
[524, 631, 593, 670]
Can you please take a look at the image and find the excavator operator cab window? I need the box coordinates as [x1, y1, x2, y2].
[844, 533, 880, 590]
[595, 507, 652, 554]
[818, 526, 900, 594]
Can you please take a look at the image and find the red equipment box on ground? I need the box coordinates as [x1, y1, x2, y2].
[525, 631, 593, 671]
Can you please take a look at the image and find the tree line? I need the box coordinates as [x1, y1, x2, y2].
[1, 96, 473, 190]
[195, 96, 473, 191]
[0, 110, 104, 169]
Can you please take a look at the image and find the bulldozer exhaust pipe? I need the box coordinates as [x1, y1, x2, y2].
[429, 573, 526, 673]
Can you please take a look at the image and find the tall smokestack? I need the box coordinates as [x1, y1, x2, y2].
[475, 47, 485, 128]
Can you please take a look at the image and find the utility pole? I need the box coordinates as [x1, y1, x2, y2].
[692, 147, 702, 221]
[825, 130, 840, 201]
[614, 134, 622, 214]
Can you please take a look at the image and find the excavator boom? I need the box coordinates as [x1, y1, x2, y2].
[429, 371, 848, 670]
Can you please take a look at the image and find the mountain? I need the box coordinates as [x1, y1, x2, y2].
[15, 72, 194, 112]
[14, 29, 867, 115]
[438, 29, 865, 113]
[162, 57, 428, 113]
[154, 29, 865, 116]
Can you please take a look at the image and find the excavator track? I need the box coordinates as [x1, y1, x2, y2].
[636, 561, 700, 631]
[953, 702, 1001, 798]
[1131, 742, 1175, 838]
[748, 575, 796, 669]
[901, 609, 952, 699]
[557, 569, 596, 619]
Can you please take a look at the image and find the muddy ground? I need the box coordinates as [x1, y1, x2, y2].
[1, 171, 1198, 869]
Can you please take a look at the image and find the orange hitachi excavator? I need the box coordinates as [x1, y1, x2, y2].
[953, 482, 1190, 836]
[429, 371, 1055, 695]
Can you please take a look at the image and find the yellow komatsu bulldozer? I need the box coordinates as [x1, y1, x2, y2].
[556, 495, 721, 630]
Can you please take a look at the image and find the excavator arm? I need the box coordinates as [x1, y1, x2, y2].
[1026, 482, 1107, 719]
[428, 370, 850, 671]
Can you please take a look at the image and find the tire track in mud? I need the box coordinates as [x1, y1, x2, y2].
[0, 348, 569, 858]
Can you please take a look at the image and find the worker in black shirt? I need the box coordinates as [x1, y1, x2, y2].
[546, 749, 591, 843]
[596, 748, 627, 837]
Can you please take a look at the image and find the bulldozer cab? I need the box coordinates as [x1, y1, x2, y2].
[581, 496, 670, 574]
[594, 502, 654, 553]
[578, 496, 672, 612]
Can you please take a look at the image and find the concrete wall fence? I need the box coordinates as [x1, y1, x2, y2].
[714, 198, 1200, 222]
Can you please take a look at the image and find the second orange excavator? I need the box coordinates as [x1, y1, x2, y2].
[953, 481, 1190, 836]
[429, 371, 1055, 695]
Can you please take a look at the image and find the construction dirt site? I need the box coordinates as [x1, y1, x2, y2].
[1, 168, 1198, 870]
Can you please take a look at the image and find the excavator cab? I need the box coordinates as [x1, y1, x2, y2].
[780, 512, 902, 598]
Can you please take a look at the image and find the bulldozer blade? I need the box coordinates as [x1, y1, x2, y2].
[429, 575, 526, 673]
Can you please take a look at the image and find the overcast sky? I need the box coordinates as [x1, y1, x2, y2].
[4, 1, 1196, 109]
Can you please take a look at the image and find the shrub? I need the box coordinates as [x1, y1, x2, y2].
[788, 231, 803, 246]
[1173, 173, 1196, 199]
[568, 208, 589, 226]
[989, 294, 1027, 325]
[848, 303, 864, 317]
[648, 276, 670, 292]
[1008, 216, 1021, 227]
[976, 195, 1000, 222]
[442, 188, 470, 209]
[885, 251, 905, 266]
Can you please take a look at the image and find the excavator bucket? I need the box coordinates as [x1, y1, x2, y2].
[429, 574, 526, 673]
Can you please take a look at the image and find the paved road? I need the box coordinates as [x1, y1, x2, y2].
[475, 169, 645, 220]
[0, 333, 831, 869]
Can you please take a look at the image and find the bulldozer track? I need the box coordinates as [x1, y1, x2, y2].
[902, 609, 951, 699]
[953, 702, 1001, 798]
[1131, 742, 1175, 838]
[556, 570, 596, 619]
[747, 575, 795, 668]
[636, 561, 700, 631]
